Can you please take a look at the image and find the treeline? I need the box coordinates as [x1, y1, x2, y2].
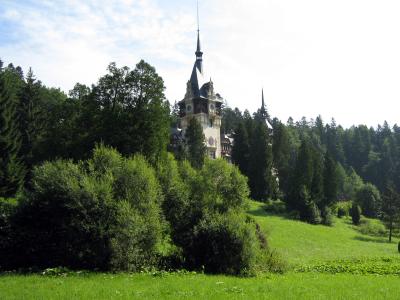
[224, 108, 400, 227]
[0, 60, 170, 196]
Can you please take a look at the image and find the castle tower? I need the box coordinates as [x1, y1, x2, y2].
[178, 24, 223, 159]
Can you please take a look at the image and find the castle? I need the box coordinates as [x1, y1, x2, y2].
[178, 29, 225, 159]
[174, 23, 271, 161]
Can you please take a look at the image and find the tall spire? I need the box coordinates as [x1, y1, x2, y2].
[195, 0, 203, 73]
[262, 88, 265, 108]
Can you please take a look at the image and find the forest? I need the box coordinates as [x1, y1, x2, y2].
[1, 59, 400, 277]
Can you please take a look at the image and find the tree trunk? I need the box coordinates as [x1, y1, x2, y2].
[389, 221, 392, 243]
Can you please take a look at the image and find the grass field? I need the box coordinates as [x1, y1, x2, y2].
[247, 201, 399, 265]
[1, 200, 399, 299]
[1, 272, 400, 300]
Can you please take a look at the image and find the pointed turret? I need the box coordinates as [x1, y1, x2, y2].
[195, 30, 203, 73]
[260, 88, 273, 129]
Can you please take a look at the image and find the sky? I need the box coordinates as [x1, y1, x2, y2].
[1, 0, 400, 128]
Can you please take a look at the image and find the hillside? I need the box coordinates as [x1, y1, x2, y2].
[247, 200, 399, 265]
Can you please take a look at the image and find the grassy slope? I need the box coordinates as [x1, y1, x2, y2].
[247, 200, 399, 265]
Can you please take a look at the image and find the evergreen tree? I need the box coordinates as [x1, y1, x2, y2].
[323, 153, 339, 206]
[248, 121, 276, 201]
[18, 68, 41, 182]
[231, 121, 250, 176]
[185, 117, 206, 169]
[351, 202, 361, 225]
[0, 71, 25, 196]
[288, 139, 314, 211]
[310, 149, 324, 206]
[272, 120, 291, 196]
[381, 182, 400, 242]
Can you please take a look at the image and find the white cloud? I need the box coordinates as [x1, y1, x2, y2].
[1, 0, 400, 127]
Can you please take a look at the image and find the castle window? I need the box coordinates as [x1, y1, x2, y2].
[209, 119, 213, 127]
[186, 105, 192, 113]
[209, 150, 216, 159]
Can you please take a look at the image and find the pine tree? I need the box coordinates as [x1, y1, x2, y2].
[323, 153, 339, 206]
[272, 120, 291, 196]
[18, 68, 41, 182]
[185, 117, 206, 169]
[288, 139, 314, 211]
[232, 121, 250, 176]
[0, 71, 25, 196]
[248, 121, 276, 201]
[381, 182, 400, 242]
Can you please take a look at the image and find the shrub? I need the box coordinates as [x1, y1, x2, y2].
[358, 219, 386, 236]
[334, 201, 352, 218]
[351, 202, 361, 225]
[300, 200, 321, 225]
[198, 159, 249, 213]
[321, 206, 334, 226]
[185, 212, 260, 275]
[337, 207, 346, 218]
[264, 199, 286, 214]
[5, 146, 164, 271]
[355, 183, 381, 218]
[398, 241, 400, 253]
[0, 197, 18, 270]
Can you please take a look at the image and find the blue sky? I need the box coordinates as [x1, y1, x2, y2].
[1, 0, 400, 127]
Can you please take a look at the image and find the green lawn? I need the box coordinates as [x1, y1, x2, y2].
[247, 201, 399, 265]
[1, 272, 400, 300]
[1, 200, 399, 299]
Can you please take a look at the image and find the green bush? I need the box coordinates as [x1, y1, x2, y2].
[358, 219, 386, 237]
[334, 201, 352, 218]
[301, 200, 321, 225]
[351, 202, 361, 225]
[0, 197, 18, 270]
[185, 212, 260, 275]
[355, 183, 381, 218]
[264, 199, 286, 214]
[321, 206, 334, 226]
[337, 207, 346, 218]
[398, 241, 400, 253]
[5, 146, 164, 271]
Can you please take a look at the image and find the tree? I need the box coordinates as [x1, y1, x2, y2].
[232, 121, 250, 176]
[323, 153, 339, 206]
[272, 120, 291, 196]
[355, 183, 381, 218]
[185, 117, 206, 169]
[381, 182, 400, 242]
[287, 139, 314, 211]
[0, 71, 25, 196]
[351, 202, 361, 225]
[18, 68, 42, 182]
[248, 121, 276, 201]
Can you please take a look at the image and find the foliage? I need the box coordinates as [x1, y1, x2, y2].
[351, 203, 361, 225]
[380, 182, 400, 242]
[263, 200, 287, 214]
[357, 219, 387, 237]
[186, 212, 260, 275]
[333, 201, 352, 218]
[297, 257, 400, 275]
[0, 70, 25, 196]
[320, 206, 334, 226]
[2, 146, 164, 271]
[231, 121, 250, 176]
[185, 117, 206, 169]
[355, 183, 381, 218]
